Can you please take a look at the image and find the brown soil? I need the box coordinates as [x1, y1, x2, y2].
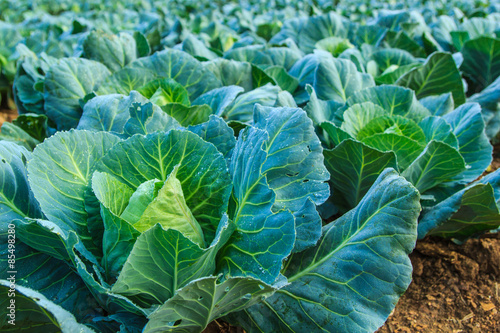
[377, 151, 500, 333]
[0, 108, 17, 125]
[377, 234, 500, 333]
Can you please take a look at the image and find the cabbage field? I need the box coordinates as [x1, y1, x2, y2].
[0, 0, 499, 332]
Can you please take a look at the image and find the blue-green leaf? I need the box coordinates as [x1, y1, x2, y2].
[229, 169, 420, 333]
[0, 230, 99, 323]
[188, 115, 236, 159]
[28, 130, 121, 254]
[44, 58, 111, 130]
[223, 84, 280, 123]
[123, 102, 180, 137]
[82, 31, 137, 72]
[77, 91, 149, 133]
[313, 54, 374, 103]
[218, 127, 295, 283]
[402, 141, 466, 193]
[0, 142, 43, 221]
[192, 86, 244, 116]
[101, 206, 140, 280]
[396, 52, 465, 105]
[253, 105, 330, 212]
[324, 139, 398, 210]
[419, 93, 454, 116]
[0, 281, 95, 332]
[443, 103, 492, 183]
[418, 169, 500, 240]
[460, 36, 500, 92]
[418, 116, 459, 148]
[346, 85, 430, 121]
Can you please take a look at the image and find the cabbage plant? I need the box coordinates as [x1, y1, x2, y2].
[0, 102, 421, 332]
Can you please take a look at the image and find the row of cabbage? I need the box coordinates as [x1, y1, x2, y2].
[1, 1, 500, 332]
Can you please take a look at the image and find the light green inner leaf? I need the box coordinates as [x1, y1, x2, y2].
[120, 178, 163, 225]
[133, 166, 205, 247]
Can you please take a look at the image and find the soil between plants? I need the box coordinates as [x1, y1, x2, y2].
[377, 233, 500, 333]
[0, 108, 17, 125]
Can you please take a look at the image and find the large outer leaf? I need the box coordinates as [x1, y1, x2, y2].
[324, 139, 398, 210]
[28, 130, 121, 254]
[144, 276, 276, 333]
[253, 106, 330, 212]
[460, 36, 500, 92]
[397, 52, 465, 105]
[228, 169, 420, 333]
[402, 141, 466, 193]
[217, 127, 295, 283]
[0, 281, 95, 332]
[442, 103, 492, 183]
[77, 91, 149, 132]
[128, 49, 221, 100]
[418, 169, 500, 240]
[0, 142, 43, 221]
[181, 34, 219, 61]
[0, 227, 99, 324]
[112, 216, 234, 308]
[96, 130, 231, 238]
[8, 217, 149, 323]
[289, 52, 332, 89]
[313, 55, 374, 104]
[44, 58, 111, 130]
[265, 66, 299, 93]
[468, 77, 500, 139]
[0, 122, 40, 151]
[204, 59, 255, 91]
[82, 31, 137, 72]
